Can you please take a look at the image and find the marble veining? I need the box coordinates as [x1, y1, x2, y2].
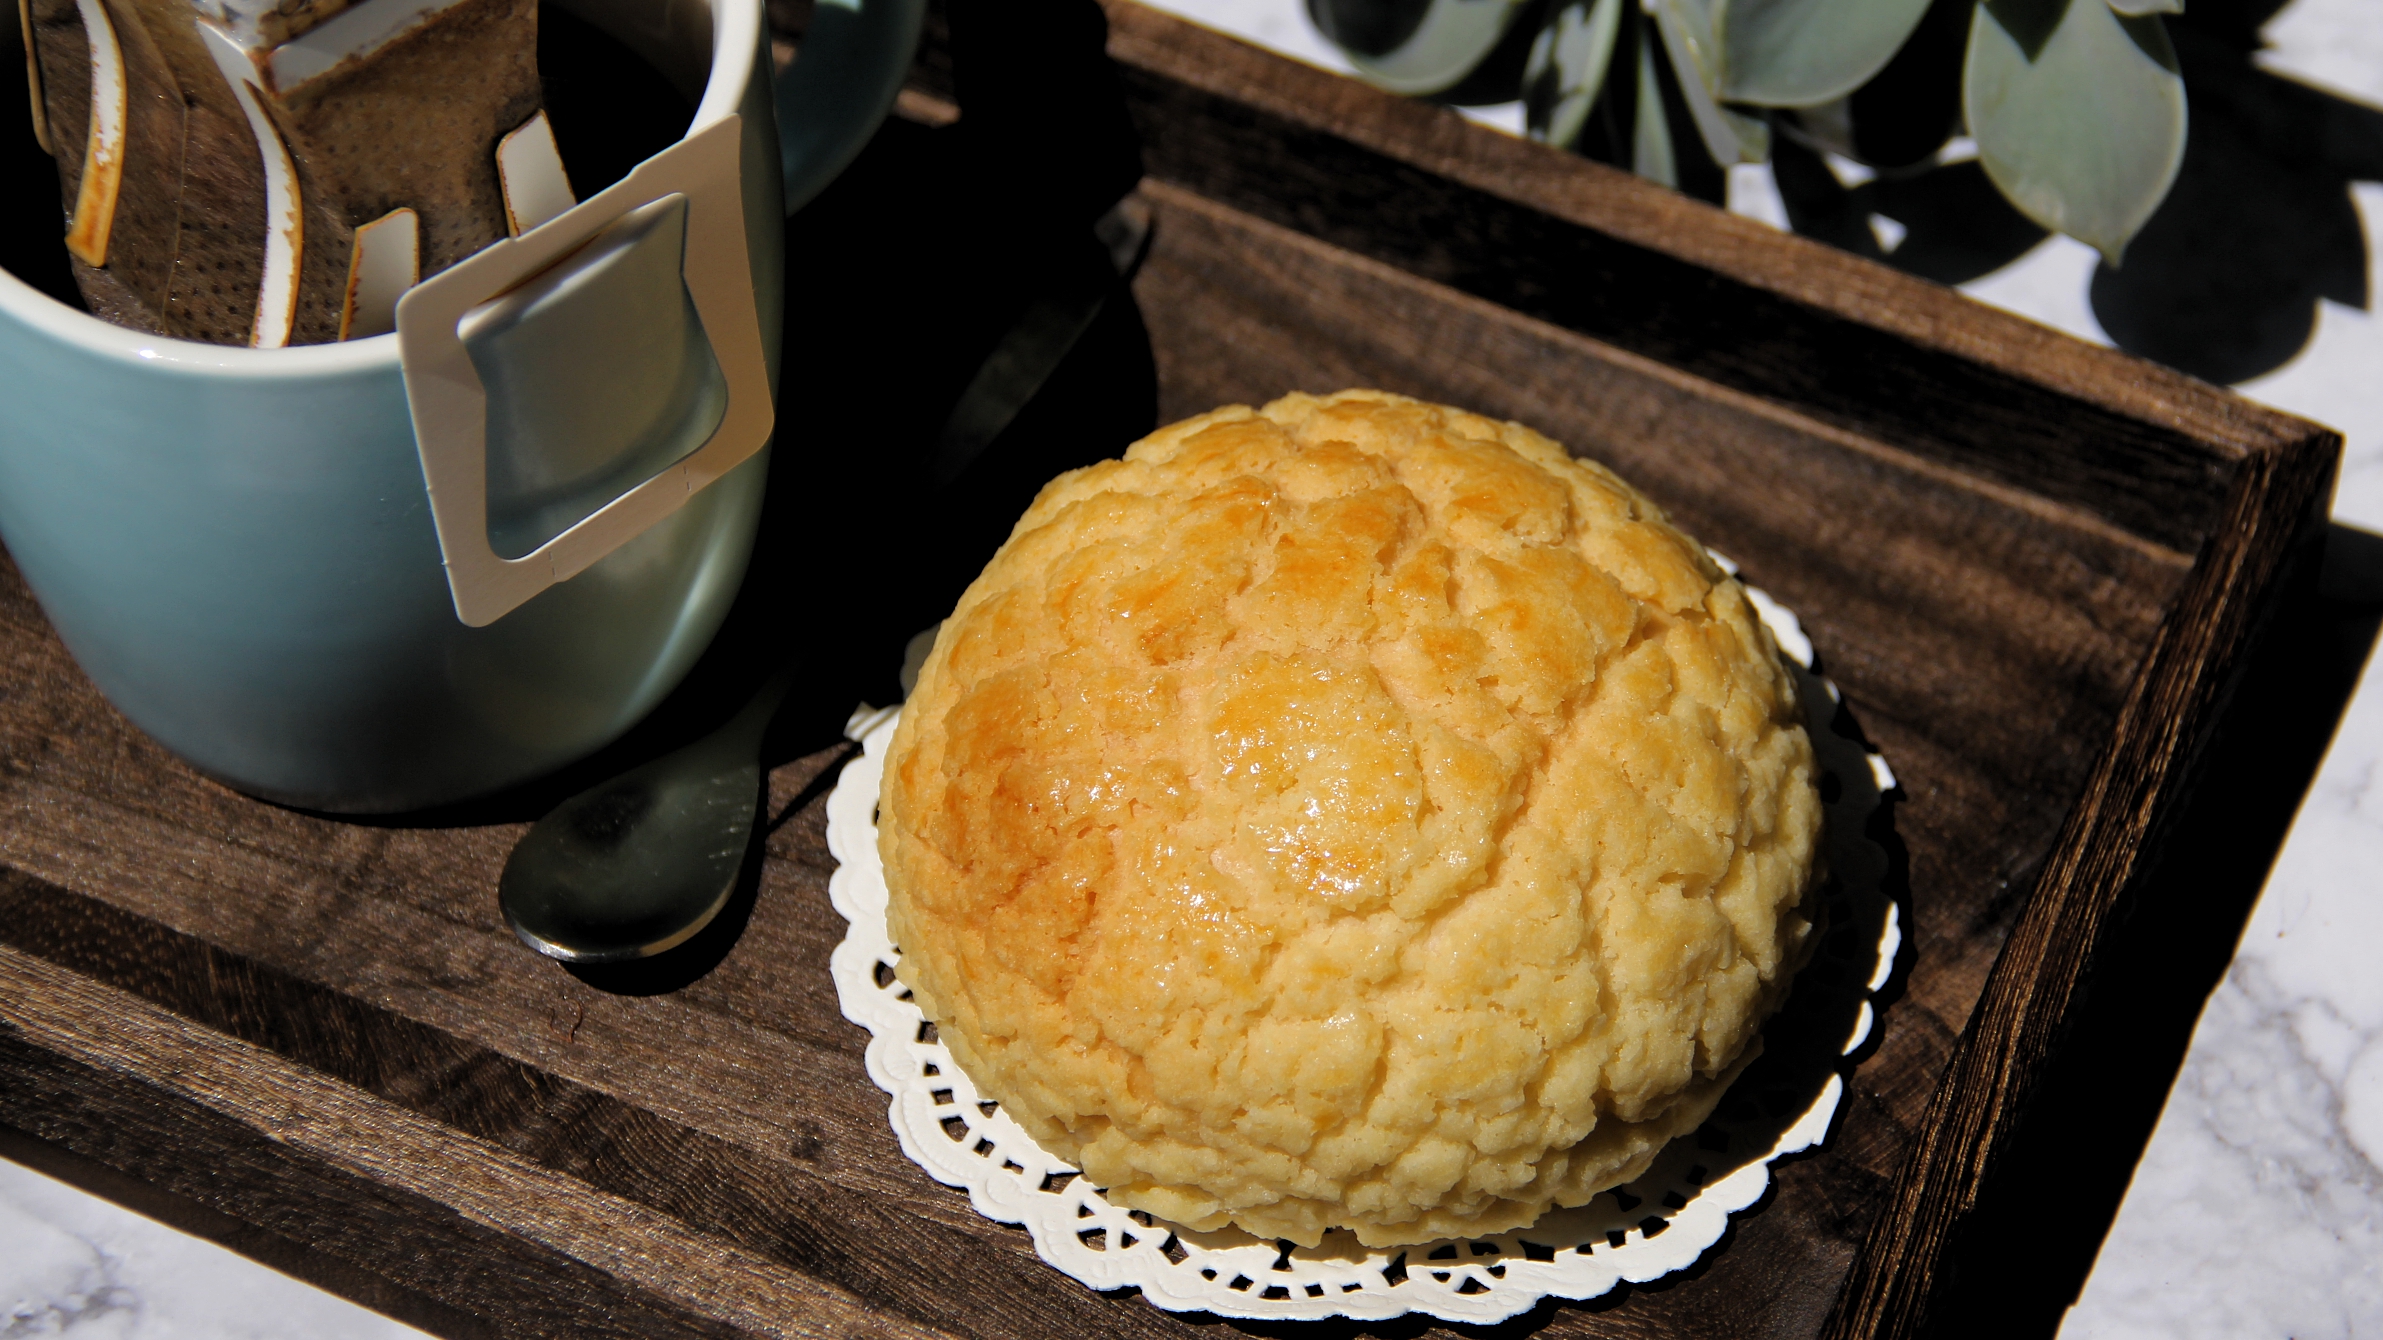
[2063, 640, 2383, 1338]
[0, 1160, 426, 1339]
[2, 1191, 140, 1337]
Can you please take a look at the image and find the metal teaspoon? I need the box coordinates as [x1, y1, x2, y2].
[499, 661, 798, 962]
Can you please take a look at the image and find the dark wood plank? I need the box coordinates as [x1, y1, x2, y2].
[0, 934, 919, 1340]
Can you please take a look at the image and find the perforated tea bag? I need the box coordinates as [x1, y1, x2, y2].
[23, 0, 574, 344]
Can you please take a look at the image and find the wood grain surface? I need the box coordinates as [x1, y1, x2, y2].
[0, 3, 2341, 1338]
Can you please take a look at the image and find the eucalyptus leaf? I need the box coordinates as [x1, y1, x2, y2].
[1645, 0, 1719, 93]
[1647, 0, 1769, 163]
[1718, 0, 1934, 106]
[1633, 37, 1679, 186]
[1785, 96, 1864, 161]
[2106, 0, 2184, 14]
[1523, 0, 1625, 147]
[1342, 0, 1537, 95]
[1308, 0, 1435, 57]
[1965, 0, 2185, 263]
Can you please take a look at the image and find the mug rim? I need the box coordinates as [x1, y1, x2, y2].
[0, 0, 759, 380]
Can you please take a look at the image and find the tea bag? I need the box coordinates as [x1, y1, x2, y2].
[23, 0, 574, 345]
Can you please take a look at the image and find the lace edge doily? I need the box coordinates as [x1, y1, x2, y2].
[823, 587, 1900, 1324]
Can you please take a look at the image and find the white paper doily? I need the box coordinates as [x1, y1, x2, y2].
[825, 587, 1900, 1323]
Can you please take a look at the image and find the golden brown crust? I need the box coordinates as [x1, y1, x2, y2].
[881, 390, 1822, 1247]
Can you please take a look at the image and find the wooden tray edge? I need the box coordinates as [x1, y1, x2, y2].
[1821, 423, 2341, 1337]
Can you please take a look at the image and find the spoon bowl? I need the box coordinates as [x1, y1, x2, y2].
[500, 665, 792, 962]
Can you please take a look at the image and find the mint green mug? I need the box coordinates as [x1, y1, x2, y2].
[0, 0, 923, 811]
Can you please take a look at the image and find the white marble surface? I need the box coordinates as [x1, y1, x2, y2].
[0, 1159, 428, 1338]
[5, 1, 2379, 1333]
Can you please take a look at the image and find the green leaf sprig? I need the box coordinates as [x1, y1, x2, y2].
[1324, 0, 2190, 264]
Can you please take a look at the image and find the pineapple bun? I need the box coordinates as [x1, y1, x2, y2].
[877, 389, 1823, 1248]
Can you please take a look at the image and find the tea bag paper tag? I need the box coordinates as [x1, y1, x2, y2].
[396, 113, 772, 627]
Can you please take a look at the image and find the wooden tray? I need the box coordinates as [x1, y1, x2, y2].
[0, 4, 2338, 1338]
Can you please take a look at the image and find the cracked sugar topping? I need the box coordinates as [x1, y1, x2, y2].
[875, 390, 1826, 1250]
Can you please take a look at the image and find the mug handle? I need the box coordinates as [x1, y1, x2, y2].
[775, 0, 929, 215]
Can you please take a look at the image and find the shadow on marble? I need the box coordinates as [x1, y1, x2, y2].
[1765, 0, 2383, 389]
[1912, 523, 2383, 1338]
[2091, 11, 2383, 386]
